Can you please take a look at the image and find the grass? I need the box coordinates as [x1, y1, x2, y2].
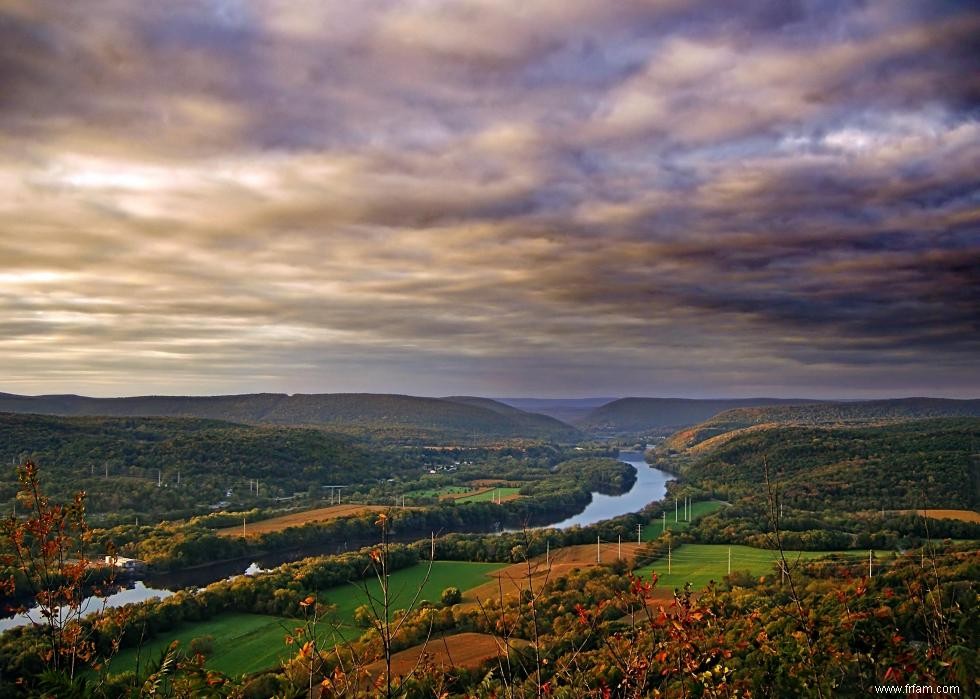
[109, 612, 294, 677]
[108, 560, 505, 677]
[404, 485, 475, 499]
[633, 543, 867, 593]
[641, 500, 727, 540]
[322, 560, 504, 631]
[455, 487, 522, 503]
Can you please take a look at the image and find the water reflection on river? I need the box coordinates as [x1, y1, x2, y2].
[545, 451, 673, 529]
[0, 581, 174, 633]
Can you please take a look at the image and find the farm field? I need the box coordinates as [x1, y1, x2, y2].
[455, 486, 522, 503]
[405, 485, 474, 498]
[405, 484, 523, 503]
[214, 504, 416, 537]
[109, 612, 292, 677]
[641, 499, 727, 540]
[363, 632, 524, 678]
[321, 560, 505, 636]
[913, 509, 980, 523]
[110, 561, 506, 677]
[463, 542, 645, 608]
[634, 544, 867, 596]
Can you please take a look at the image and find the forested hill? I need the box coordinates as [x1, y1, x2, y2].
[666, 397, 980, 451]
[0, 392, 580, 443]
[441, 396, 582, 438]
[659, 417, 980, 511]
[258, 394, 582, 441]
[0, 412, 371, 521]
[497, 397, 617, 425]
[576, 397, 817, 435]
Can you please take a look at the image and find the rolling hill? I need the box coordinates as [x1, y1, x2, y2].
[0, 412, 371, 520]
[0, 392, 580, 443]
[575, 397, 817, 435]
[497, 397, 617, 425]
[665, 397, 980, 451]
[658, 417, 980, 511]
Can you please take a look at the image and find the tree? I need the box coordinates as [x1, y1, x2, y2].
[0, 459, 104, 682]
[440, 586, 462, 606]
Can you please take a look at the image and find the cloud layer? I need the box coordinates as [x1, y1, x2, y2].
[1, 0, 978, 397]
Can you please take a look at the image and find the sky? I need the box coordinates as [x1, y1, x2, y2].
[0, 0, 978, 399]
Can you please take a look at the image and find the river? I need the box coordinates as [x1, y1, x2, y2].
[0, 581, 175, 633]
[542, 450, 673, 529]
[2, 451, 673, 632]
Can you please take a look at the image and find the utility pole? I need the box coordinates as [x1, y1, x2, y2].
[667, 537, 672, 574]
[430, 532, 435, 560]
[663, 511, 666, 533]
[675, 498, 678, 522]
[728, 546, 731, 575]
[597, 535, 601, 564]
[157, 469, 162, 487]
[868, 549, 873, 578]
[243, 515, 246, 538]
[637, 523, 643, 544]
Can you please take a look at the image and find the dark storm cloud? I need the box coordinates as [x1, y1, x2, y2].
[0, 0, 977, 397]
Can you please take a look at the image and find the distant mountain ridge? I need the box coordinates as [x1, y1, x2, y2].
[665, 397, 980, 451]
[497, 397, 617, 425]
[576, 397, 820, 435]
[0, 392, 581, 442]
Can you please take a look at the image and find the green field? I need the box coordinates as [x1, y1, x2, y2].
[641, 500, 727, 540]
[455, 487, 522, 503]
[320, 560, 505, 632]
[404, 485, 475, 499]
[634, 544, 867, 593]
[109, 561, 504, 677]
[109, 612, 293, 677]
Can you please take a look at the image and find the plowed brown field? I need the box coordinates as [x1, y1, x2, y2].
[462, 542, 645, 608]
[364, 632, 523, 678]
[913, 509, 980, 523]
[215, 504, 417, 537]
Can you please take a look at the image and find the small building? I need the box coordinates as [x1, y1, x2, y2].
[104, 555, 147, 573]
